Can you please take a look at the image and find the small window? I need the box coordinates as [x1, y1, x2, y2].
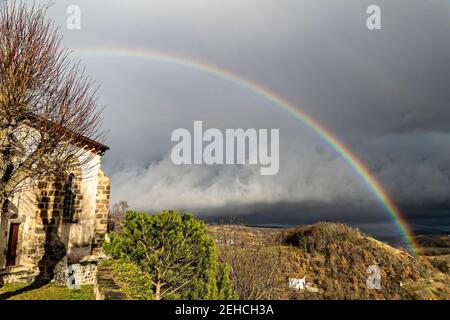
[63, 174, 75, 221]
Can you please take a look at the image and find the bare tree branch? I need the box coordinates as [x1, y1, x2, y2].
[0, 0, 105, 217]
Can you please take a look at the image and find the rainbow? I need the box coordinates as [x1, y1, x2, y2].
[73, 48, 417, 255]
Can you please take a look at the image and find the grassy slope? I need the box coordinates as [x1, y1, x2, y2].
[0, 283, 93, 300]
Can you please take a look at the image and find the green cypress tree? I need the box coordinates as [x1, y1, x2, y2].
[104, 210, 234, 300]
[217, 263, 237, 300]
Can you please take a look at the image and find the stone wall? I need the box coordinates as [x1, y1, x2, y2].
[1, 175, 77, 280]
[0, 266, 39, 284]
[23, 171, 83, 280]
[0, 162, 111, 285]
[92, 168, 110, 254]
[54, 257, 101, 285]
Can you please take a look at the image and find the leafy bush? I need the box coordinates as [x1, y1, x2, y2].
[100, 259, 154, 300]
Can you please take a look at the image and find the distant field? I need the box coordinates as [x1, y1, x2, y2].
[418, 247, 450, 256]
[415, 234, 450, 246]
[414, 234, 450, 275]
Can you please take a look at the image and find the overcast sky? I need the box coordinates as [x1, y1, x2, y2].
[40, 0, 450, 236]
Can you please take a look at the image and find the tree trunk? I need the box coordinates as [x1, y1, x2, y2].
[155, 281, 161, 300]
[0, 197, 9, 269]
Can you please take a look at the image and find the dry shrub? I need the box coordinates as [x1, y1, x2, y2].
[216, 225, 286, 300]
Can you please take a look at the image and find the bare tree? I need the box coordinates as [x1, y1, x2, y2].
[112, 200, 129, 217]
[108, 200, 129, 233]
[0, 1, 103, 218]
[216, 225, 286, 299]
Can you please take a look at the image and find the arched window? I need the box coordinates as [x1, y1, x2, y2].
[63, 174, 75, 220]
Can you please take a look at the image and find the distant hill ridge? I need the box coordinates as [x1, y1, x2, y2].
[209, 222, 450, 300]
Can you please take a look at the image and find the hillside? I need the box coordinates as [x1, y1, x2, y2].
[209, 222, 450, 300]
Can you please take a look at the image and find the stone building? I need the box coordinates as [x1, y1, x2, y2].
[0, 136, 110, 285]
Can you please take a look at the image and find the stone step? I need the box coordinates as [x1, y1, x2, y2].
[0, 266, 40, 284]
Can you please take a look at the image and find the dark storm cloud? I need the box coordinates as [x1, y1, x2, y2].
[38, 0, 450, 228]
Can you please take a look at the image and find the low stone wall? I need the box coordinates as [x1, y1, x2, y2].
[0, 266, 39, 284]
[94, 264, 128, 300]
[54, 257, 101, 286]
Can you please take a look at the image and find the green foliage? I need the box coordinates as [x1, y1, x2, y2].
[103, 210, 234, 300]
[100, 259, 154, 300]
[217, 263, 238, 300]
